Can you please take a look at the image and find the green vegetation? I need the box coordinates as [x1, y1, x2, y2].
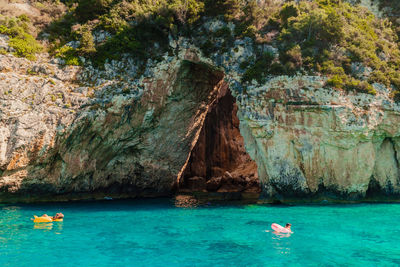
[0, 15, 42, 60]
[55, 45, 81, 66]
[273, 0, 400, 95]
[45, 0, 206, 66]
[39, 0, 400, 99]
[219, 0, 400, 97]
[242, 52, 277, 83]
[376, 0, 400, 36]
[2, 0, 400, 100]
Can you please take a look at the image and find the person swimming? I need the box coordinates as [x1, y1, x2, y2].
[52, 212, 64, 220]
[271, 222, 293, 234]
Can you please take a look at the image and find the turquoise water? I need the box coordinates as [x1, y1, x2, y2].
[1, 200, 400, 267]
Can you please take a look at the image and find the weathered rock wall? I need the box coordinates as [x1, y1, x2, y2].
[2, 37, 400, 203]
[0, 53, 227, 202]
[236, 76, 400, 202]
[0, 53, 84, 198]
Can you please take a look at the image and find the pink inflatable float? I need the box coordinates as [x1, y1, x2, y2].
[271, 223, 293, 233]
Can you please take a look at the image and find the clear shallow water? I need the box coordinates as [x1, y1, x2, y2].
[1, 200, 400, 267]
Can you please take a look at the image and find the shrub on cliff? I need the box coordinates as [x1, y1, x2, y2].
[393, 90, 400, 103]
[44, 0, 206, 66]
[228, 0, 400, 98]
[55, 45, 81, 65]
[204, 0, 242, 20]
[242, 52, 275, 83]
[376, 0, 400, 36]
[0, 16, 42, 60]
[8, 33, 43, 60]
[38, 0, 400, 100]
[272, 0, 400, 95]
[75, 0, 113, 22]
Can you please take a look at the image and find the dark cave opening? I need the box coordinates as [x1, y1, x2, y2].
[178, 81, 260, 198]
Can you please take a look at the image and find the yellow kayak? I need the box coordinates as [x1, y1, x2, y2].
[32, 216, 63, 223]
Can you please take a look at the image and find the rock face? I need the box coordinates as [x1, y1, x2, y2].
[0, 54, 84, 199]
[2, 42, 400, 203]
[0, 54, 228, 201]
[41, 60, 224, 199]
[237, 76, 400, 202]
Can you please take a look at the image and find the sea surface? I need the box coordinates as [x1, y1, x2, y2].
[1, 199, 399, 266]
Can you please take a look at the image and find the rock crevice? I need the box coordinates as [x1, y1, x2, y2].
[178, 80, 260, 198]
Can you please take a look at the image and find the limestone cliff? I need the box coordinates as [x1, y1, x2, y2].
[0, 49, 228, 201]
[236, 76, 400, 202]
[1, 35, 400, 203]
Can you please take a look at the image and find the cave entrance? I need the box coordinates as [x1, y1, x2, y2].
[178, 80, 260, 199]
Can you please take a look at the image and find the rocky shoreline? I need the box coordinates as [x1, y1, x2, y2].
[2, 26, 400, 203]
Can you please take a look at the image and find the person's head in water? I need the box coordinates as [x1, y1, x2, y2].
[54, 212, 64, 219]
[285, 223, 291, 229]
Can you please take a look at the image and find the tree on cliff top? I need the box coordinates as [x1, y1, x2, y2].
[15, 0, 400, 99]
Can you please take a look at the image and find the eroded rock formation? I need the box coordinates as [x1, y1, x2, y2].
[2, 42, 400, 203]
[0, 58, 232, 202]
[237, 76, 400, 202]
